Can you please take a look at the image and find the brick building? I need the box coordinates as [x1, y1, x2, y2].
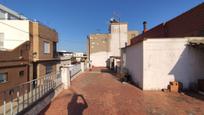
[131, 2, 204, 45]
[0, 4, 59, 92]
[122, 3, 204, 90]
[87, 20, 139, 67]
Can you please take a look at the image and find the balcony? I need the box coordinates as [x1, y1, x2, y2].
[2, 65, 204, 115]
[0, 63, 84, 115]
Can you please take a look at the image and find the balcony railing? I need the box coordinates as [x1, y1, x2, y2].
[0, 63, 88, 115]
[69, 64, 81, 79]
[0, 71, 62, 115]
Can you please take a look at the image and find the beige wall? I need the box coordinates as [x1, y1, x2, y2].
[110, 23, 128, 56]
[0, 20, 29, 50]
[128, 31, 140, 45]
[88, 34, 110, 67]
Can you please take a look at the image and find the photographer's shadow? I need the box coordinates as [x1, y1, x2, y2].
[67, 93, 88, 115]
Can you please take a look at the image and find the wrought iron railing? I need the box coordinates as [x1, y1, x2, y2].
[0, 71, 62, 115]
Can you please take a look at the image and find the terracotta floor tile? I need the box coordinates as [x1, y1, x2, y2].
[40, 67, 204, 115]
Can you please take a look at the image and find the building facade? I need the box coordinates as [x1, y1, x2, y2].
[0, 4, 27, 20]
[87, 20, 139, 67]
[122, 3, 204, 90]
[0, 4, 59, 92]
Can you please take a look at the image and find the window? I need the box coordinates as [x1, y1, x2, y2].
[43, 42, 50, 54]
[19, 71, 24, 77]
[0, 10, 5, 19]
[0, 33, 4, 49]
[46, 65, 52, 74]
[0, 73, 8, 84]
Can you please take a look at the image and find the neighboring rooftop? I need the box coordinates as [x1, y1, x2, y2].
[131, 2, 204, 45]
[0, 3, 27, 20]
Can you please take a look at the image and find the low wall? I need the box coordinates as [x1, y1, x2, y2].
[143, 38, 204, 90]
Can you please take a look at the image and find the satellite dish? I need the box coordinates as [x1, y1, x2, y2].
[110, 17, 115, 21]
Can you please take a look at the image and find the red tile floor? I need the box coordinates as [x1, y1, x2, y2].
[40, 68, 204, 115]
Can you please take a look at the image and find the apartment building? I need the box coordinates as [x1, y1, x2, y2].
[122, 3, 204, 90]
[0, 4, 27, 20]
[87, 19, 139, 67]
[0, 4, 58, 91]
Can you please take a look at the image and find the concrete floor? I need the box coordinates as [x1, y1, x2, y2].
[40, 68, 204, 115]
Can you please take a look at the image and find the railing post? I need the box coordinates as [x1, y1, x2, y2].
[61, 66, 70, 89]
[22, 85, 25, 109]
[81, 62, 85, 72]
[31, 82, 33, 103]
[9, 89, 14, 115]
[17, 89, 20, 113]
[3, 91, 6, 115]
[25, 85, 29, 107]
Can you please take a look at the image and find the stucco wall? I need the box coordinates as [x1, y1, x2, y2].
[110, 24, 128, 56]
[143, 38, 204, 90]
[0, 20, 29, 50]
[125, 42, 143, 88]
[90, 52, 109, 67]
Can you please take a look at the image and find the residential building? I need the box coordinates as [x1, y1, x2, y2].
[0, 4, 59, 92]
[0, 41, 29, 92]
[71, 52, 86, 62]
[0, 4, 27, 20]
[87, 19, 139, 67]
[56, 51, 72, 72]
[31, 21, 58, 80]
[121, 3, 204, 90]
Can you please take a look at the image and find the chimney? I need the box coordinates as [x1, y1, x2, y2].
[143, 21, 147, 33]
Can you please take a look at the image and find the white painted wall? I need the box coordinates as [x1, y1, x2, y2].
[110, 24, 128, 56]
[0, 20, 29, 50]
[124, 42, 144, 88]
[90, 51, 109, 67]
[143, 38, 204, 90]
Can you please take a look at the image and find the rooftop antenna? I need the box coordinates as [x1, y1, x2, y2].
[112, 12, 120, 22]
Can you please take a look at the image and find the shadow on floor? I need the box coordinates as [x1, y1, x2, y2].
[67, 93, 88, 115]
[184, 91, 204, 101]
[100, 68, 115, 74]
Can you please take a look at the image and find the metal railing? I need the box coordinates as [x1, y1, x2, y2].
[0, 71, 62, 115]
[69, 64, 81, 78]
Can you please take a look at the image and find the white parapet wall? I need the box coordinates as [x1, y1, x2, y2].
[124, 37, 204, 90]
[143, 38, 204, 90]
[61, 66, 71, 89]
[123, 41, 144, 88]
[90, 51, 109, 67]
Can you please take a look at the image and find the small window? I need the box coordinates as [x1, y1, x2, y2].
[0, 10, 5, 19]
[43, 42, 50, 54]
[0, 73, 8, 84]
[0, 33, 4, 49]
[46, 65, 52, 74]
[19, 71, 24, 77]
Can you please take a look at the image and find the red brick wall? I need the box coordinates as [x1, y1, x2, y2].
[131, 3, 204, 45]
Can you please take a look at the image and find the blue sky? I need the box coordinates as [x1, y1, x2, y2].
[0, 0, 203, 52]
